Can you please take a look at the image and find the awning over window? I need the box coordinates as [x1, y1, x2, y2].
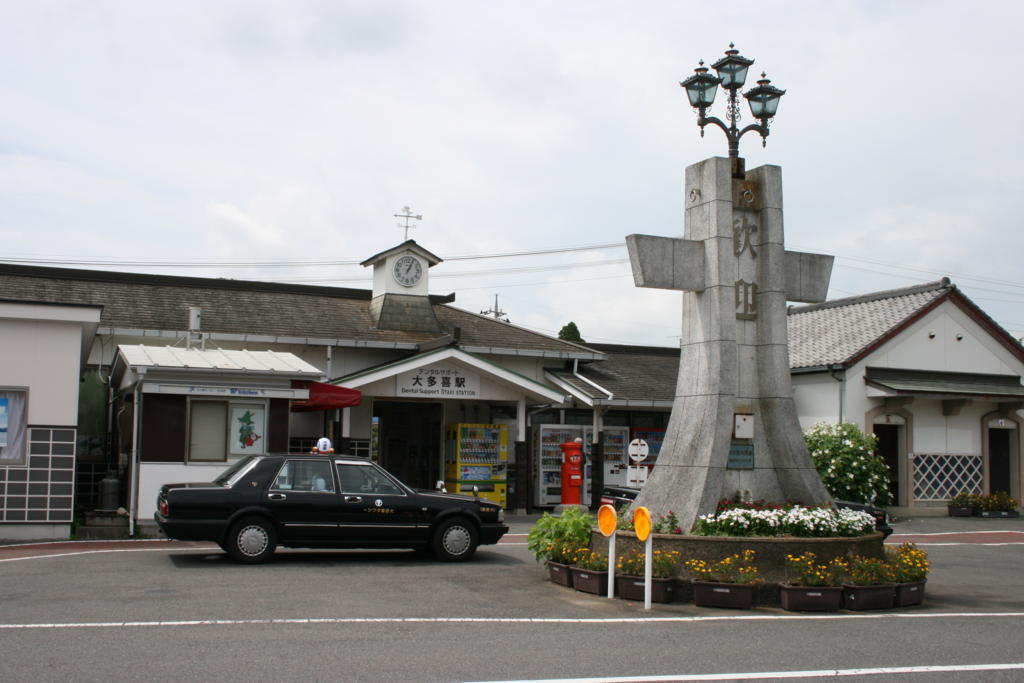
[290, 380, 362, 412]
[865, 367, 1024, 400]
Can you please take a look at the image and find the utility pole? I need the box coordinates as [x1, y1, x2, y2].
[480, 294, 509, 322]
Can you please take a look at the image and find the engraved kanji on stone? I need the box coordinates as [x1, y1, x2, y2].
[735, 279, 758, 320]
[733, 215, 758, 258]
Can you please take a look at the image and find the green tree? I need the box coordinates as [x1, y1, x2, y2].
[804, 421, 892, 506]
[558, 321, 584, 343]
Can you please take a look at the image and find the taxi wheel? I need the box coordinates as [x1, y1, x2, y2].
[226, 517, 277, 564]
[432, 517, 478, 562]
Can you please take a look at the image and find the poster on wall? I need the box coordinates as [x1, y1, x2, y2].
[230, 404, 266, 455]
[0, 397, 7, 447]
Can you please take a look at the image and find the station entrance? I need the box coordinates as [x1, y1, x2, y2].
[373, 401, 443, 490]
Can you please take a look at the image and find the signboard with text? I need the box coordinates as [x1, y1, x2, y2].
[397, 364, 480, 398]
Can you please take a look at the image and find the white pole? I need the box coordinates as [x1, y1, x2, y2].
[607, 532, 616, 599]
[644, 535, 653, 610]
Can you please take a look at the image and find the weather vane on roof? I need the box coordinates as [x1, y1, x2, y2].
[394, 206, 422, 241]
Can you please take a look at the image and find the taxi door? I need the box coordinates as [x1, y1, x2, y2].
[264, 458, 340, 543]
[334, 462, 428, 544]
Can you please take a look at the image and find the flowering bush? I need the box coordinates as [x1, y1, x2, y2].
[571, 549, 609, 571]
[887, 543, 929, 583]
[845, 554, 894, 585]
[691, 505, 875, 538]
[804, 421, 892, 506]
[652, 510, 683, 534]
[617, 549, 682, 578]
[784, 551, 848, 587]
[527, 508, 593, 563]
[684, 549, 762, 585]
[977, 491, 1019, 511]
[949, 491, 980, 507]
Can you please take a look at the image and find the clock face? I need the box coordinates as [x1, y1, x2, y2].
[392, 255, 422, 287]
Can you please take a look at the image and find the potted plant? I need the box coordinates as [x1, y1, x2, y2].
[974, 491, 1020, 518]
[947, 491, 977, 517]
[887, 542, 929, 607]
[780, 552, 848, 612]
[685, 549, 762, 609]
[843, 554, 895, 610]
[569, 549, 610, 595]
[527, 508, 594, 586]
[615, 548, 682, 603]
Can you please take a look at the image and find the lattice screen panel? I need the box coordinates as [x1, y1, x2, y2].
[913, 454, 983, 501]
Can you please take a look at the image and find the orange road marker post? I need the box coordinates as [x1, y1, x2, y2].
[597, 504, 618, 599]
[633, 506, 653, 609]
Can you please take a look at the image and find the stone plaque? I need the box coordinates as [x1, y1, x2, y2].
[727, 443, 755, 470]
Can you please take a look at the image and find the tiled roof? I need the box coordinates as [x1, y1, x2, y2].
[787, 279, 952, 369]
[0, 264, 599, 357]
[577, 344, 679, 401]
[570, 281, 972, 399]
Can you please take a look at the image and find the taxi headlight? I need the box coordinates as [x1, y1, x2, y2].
[497, 508, 504, 523]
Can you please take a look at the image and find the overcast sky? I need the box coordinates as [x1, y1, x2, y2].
[2, 1, 1023, 346]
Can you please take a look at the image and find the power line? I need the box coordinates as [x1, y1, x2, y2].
[0, 242, 625, 269]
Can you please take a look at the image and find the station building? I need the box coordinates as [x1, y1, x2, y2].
[0, 240, 1021, 538]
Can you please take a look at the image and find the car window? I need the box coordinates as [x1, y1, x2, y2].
[336, 463, 402, 495]
[271, 459, 335, 493]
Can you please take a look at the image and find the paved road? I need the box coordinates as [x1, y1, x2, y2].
[1, 516, 1022, 682]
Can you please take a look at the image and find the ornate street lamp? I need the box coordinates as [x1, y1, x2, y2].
[680, 43, 785, 175]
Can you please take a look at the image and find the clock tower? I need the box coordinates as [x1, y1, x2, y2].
[360, 240, 444, 332]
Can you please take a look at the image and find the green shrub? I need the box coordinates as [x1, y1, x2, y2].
[804, 421, 892, 506]
[526, 507, 593, 563]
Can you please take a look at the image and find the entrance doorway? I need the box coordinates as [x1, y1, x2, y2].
[874, 424, 901, 504]
[373, 401, 443, 489]
[988, 427, 1012, 495]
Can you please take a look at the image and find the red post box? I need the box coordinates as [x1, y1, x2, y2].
[559, 439, 585, 506]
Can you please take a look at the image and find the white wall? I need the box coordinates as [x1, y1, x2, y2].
[792, 373, 841, 429]
[869, 303, 1018, 375]
[0, 318, 86, 424]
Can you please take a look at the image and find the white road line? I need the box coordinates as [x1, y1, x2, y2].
[1, 612, 1023, 630]
[0, 548, 215, 563]
[465, 662, 1024, 683]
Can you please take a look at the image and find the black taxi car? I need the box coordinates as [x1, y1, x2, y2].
[155, 454, 508, 563]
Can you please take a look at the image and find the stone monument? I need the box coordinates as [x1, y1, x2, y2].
[626, 156, 834, 530]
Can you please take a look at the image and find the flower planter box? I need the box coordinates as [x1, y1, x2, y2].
[547, 561, 573, 586]
[615, 575, 677, 603]
[842, 584, 895, 610]
[692, 580, 756, 610]
[947, 505, 974, 517]
[779, 585, 843, 612]
[974, 509, 1021, 518]
[571, 567, 609, 595]
[894, 581, 926, 607]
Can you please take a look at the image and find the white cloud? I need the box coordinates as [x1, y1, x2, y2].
[1, 1, 1023, 339]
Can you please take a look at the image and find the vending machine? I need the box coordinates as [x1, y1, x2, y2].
[585, 426, 630, 487]
[444, 423, 508, 508]
[533, 425, 583, 507]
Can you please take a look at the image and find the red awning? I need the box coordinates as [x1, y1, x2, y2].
[290, 380, 362, 412]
